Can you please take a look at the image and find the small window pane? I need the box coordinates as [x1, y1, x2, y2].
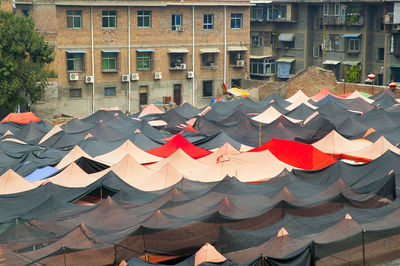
[67, 10, 82, 29]
[104, 87, 116, 96]
[203, 80, 213, 97]
[70, 88, 82, 98]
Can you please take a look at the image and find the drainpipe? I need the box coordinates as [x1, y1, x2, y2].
[90, 6, 95, 114]
[224, 5, 227, 84]
[192, 5, 195, 106]
[128, 7, 131, 113]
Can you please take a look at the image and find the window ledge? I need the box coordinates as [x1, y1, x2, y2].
[102, 70, 119, 73]
[202, 96, 213, 99]
[137, 69, 152, 71]
[201, 66, 218, 70]
[169, 67, 186, 71]
[67, 70, 84, 73]
[69, 97, 82, 100]
[345, 50, 361, 54]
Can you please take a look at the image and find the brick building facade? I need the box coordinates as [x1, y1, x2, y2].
[13, 0, 251, 117]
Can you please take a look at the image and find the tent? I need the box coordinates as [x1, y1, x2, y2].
[0, 169, 36, 194]
[1, 112, 41, 124]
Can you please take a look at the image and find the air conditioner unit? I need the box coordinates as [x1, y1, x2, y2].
[180, 63, 187, 70]
[236, 60, 245, 67]
[69, 73, 79, 81]
[121, 75, 130, 82]
[131, 73, 139, 81]
[176, 26, 184, 32]
[154, 72, 162, 80]
[85, 76, 94, 84]
[187, 71, 194, 79]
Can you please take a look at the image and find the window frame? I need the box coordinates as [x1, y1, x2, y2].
[101, 52, 118, 71]
[202, 80, 213, 98]
[102, 10, 117, 29]
[348, 38, 360, 52]
[67, 53, 84, 72]
[203, 14, 214, 29]
[377, 48, 385, 61]
[69, 88, 82, 98]
[201, 53, 217, 67]
[67, 10, 82, 29]
[172, 14, 182, 31]
[250, 58, 275, 76]
[138, 10, 152, 28]
[231, 13, 243, 29]
[250, 6, 264, 20]
[229, 51, 245, 66]
[104, 87, 116, 97]
[137, 52, 152, 70]
[169, 53, 186, 69]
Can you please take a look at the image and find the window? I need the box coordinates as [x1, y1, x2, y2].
[139, 86, 148, 105]
[328, 34, 340, 51]
[169, 53, 185, 69]
[229, 51, 245, 66]
[251, 36, 264, 47]
[391, 34, 400, 55]
[250, 58, 275, 76]
[202, 53, 216, 67]
[104, 87, 116, 97]
[137, 52, 152, 70]
[138, 11, 151, 28]
[69, 88, 82, 98]
[102, 11, 116, 28]
[67, 10, 82, 29]
[67, 53, 84, 72]
[232, 79, 241, 88]
[267, 4, 287, 20]
[378, 48, 385, 61]
[172, 14, 182, 31]
[102, 52, 118, 71]
[231, 13, 243, 29]
[323, 3, 341, 16]
[348, 38, 360, 52]
[203, 81, 213, 97]
[375, 17, 384, 32]
[313, 45, 322, 58]
[22, 9, 30, 16]
[204, 14, 213, 29]
[251, 6, 264, 20]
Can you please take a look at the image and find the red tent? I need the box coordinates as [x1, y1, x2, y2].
[310, 88, 334, 102]
[147, 134, 212, 159]
[248, 138, 336, 170]
[1, 112, 41, 124]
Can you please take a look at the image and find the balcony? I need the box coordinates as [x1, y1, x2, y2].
[323, 15, 345, 25]
[250, 46, 273, 57]
[345, 14, 364, 26]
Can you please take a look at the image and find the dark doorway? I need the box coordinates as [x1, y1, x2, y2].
[231, 79, 242, 89]
[173, 84, 182, 105]
[139, 86, 148, 107]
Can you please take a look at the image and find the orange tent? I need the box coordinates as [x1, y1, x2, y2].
[1, 112, 41, 124]
[310, 88, 334, 102]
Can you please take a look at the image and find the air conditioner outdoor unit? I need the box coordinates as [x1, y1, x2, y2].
[121, 75, 130, 82]
[85, 76, 94, 84]
[236, 60, 245, 67]
[187, 71, 194, 79]
[176, 26, 184, 32]
[180, 63, 187, 70]
[69, 73, 79, 81]
[154, 72, 162, 80]
[131, 73, 139, 81]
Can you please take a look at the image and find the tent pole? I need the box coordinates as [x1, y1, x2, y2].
[63, 245, 67, 266]
[15, 218, 18, 240]
[362, 229, 366, 266]
[100, 187, 103, 201]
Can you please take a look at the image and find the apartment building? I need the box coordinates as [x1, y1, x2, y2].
[12, 0, 251, 117]
[249, 0, 400, 86]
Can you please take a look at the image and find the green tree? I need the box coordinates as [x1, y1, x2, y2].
[0, 10, 56, 111]
[344, 65, 361, 83]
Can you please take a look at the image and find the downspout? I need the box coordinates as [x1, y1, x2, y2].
[192, 5, 195, 106]
[90, 6, 95, 114]
[128, 7, 131, 113]
[224, 5, 227, 84]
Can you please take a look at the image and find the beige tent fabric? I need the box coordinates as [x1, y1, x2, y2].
[2, 137, 27, 144]
[133, 163, 184, 191]
[48, 162, 98, 187]
[286, 90, 310, 103]
[107, 154, 155, 186]
[138, 103, 164, 118]
[312, 130, 365, 155]
[0, 169, 36, 194]
[199, 142, 240, 164]
[285, 99, 317, 111]
[38, 125, 63, 144]
[343, 136, 400, 161]
[252, 106, 302, 124]
[194, 243, 227, 266]
[349, 138, 373, 148]
[346, 91, 374, 104]
[2, 130, 14, 137]
[95, 140, 162, 165]
[147, 149, 208, 176]
[187, 150, 291, 183]
[55, 146, 94, 169]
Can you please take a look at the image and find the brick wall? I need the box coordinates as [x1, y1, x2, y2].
[0, 0, 13, 12]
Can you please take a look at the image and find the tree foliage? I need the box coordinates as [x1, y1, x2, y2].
[0, 10, 56, 111]
[344, 65, 361, 83]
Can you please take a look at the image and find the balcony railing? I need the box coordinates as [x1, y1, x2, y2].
[323, 15, 345, 25]
[345, 15, 364, 26]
